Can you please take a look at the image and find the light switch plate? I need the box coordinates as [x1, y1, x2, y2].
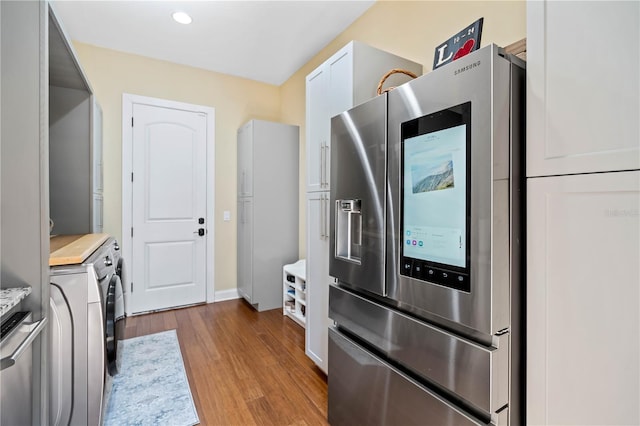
[223, 210, 231, 221]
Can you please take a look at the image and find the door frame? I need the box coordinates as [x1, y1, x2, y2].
[122, 93, 216, 315]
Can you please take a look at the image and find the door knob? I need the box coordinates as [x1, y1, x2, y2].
[194, 228, 206, 236]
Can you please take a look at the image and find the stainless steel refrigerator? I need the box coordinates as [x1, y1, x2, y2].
[328, 45, 525, 425]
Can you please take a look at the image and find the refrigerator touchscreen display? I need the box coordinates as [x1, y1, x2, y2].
[400, 102, 471, 291]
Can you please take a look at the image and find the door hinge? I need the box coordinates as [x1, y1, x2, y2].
[131, 117, 134, 127]
[131, 172, 134, 182]
[131, 227, 133, 237]
[130, 282, 133, 293]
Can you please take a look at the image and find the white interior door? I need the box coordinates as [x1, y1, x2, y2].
[130, 103, 207, 313]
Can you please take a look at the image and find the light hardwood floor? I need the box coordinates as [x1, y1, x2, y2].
[123, 299, 329, 425]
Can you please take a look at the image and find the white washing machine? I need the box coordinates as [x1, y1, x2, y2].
[49, 237, 127, 426]
[49, 251, 107, 426]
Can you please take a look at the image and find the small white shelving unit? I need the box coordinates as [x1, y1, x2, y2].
[283, 259, 306, 328]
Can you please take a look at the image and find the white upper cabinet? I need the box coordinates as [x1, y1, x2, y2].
[306, 66, 329, 193]
[305, 41, 422, 192]
[527, 1, 640, 177]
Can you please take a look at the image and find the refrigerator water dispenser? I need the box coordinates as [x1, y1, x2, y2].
[335, 199, 362, 264]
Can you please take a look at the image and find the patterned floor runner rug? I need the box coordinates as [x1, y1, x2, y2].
[104, 329, 199, 426]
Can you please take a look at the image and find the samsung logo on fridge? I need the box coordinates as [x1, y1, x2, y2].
[454, 61, 481, 76]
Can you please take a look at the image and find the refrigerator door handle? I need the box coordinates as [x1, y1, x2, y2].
[0, 317, 47, 371]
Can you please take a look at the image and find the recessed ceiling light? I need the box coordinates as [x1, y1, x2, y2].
[172, 11, 192, 25]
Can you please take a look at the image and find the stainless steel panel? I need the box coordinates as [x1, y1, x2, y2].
[330, 94, 387, 296]
[329, 284, 509, 415]
[328, 328, 485, 426]
[386, 45, 521, 337]
[0, 313, 35, 426]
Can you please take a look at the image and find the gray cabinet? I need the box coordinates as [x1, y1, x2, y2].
[237, 122, 253, 198]
[1, 2, 96, 423]
[49, 90, 103, 234]
[237, 120, 299, 312]
[48, 2, 101, 235]
[237, 198, 254, 303]
[2, 2, 51, 424]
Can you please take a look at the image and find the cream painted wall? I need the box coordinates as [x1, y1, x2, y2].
[73, 43, 281, 292]
[280, 0, 526, 258]
[71, 0, 525, 297]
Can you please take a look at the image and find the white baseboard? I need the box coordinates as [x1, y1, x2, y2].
[214, 288, 240, 302]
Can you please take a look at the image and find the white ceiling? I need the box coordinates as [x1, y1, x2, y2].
[51, 1, 375, 86]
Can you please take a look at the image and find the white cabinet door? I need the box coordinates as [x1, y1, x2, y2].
[306, 44, 354, 194]
[527, 1, 639, 177]
[327, 45, 353, 119]
[237, 122, 253, 197]
[527, 171, 639, 425]
[306, 66, 329, 193]
[237, 199, 254, 303]
[306, 192, 330, 373]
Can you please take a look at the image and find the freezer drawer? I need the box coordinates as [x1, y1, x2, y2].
[329, 284, 509, 416]
[329, 328, 489, 425]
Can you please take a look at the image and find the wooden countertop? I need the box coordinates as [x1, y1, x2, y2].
[49, 233, 109, 266]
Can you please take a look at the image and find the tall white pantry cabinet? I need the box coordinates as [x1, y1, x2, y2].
[237, 120, 299, 312]
[526, 1, 639, 425]
[305, 41, 422, 373]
